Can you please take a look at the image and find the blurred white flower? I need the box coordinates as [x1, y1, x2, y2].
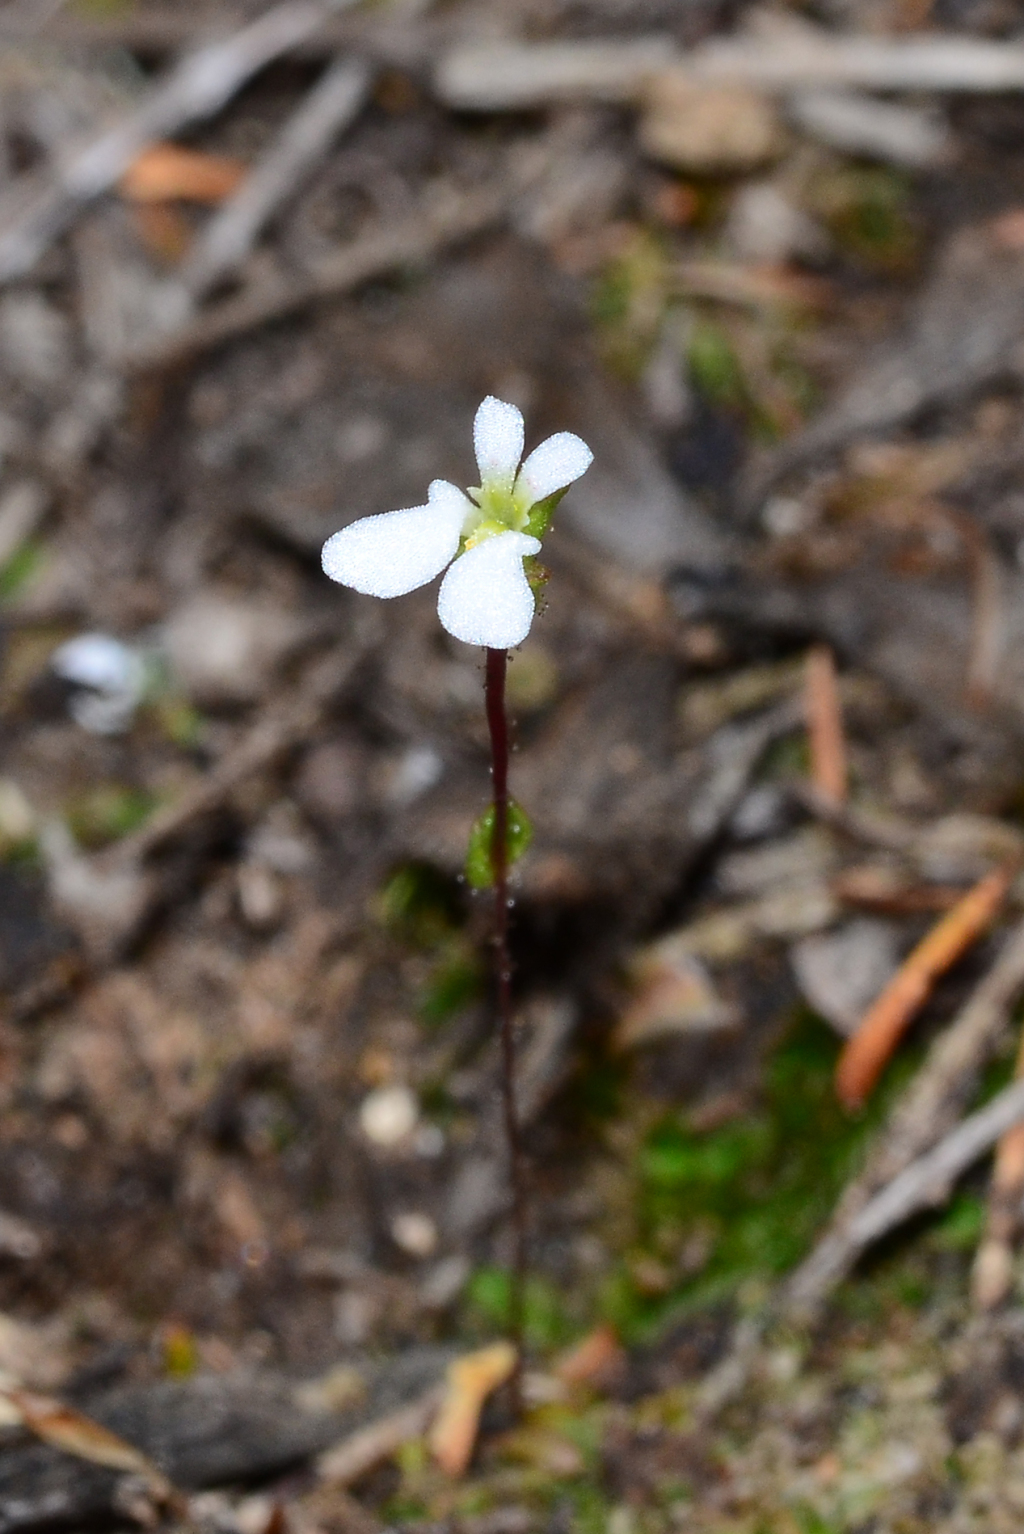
[321, 396, 592, 649]
[51, 633, 148, 735]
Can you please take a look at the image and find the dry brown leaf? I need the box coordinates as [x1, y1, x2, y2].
[613, 944, 737, 1051]
[2, 1386, 171, 1494]
[429, 1342, 517, 1478]
[553, 1324, 624, 1387]
[119, 143, 246, 204]
[132, 202, 193, 262]
[836, 861, 1017, 1109]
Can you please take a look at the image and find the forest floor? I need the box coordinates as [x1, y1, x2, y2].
[6, 1, 1024, 1530]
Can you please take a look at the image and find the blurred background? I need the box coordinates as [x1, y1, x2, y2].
[5, 0, 1024, 1529]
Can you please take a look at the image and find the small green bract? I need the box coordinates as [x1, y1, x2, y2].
[465, 798, 534, 889]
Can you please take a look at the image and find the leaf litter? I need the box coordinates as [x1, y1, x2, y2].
[8, 0, 1024, 1529]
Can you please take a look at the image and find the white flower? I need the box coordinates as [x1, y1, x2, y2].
[321, 396, 592, 649]
[51, 633, 148, 735]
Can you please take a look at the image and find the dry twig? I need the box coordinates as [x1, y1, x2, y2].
[179, 55, 372, 302]
[0, 0, 362, 283]
[436, 32, 1024, 113]
[838, 1074, 1024, 1253]
[789, 915, 1024, 1310]
[316, 1387, 442, 1488]
[835, 862, 1016, 1109]
[124, 183, 507, 372]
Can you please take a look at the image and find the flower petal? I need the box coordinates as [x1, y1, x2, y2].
[473, 396, 524, 489]
[428, 478, 476, 535]
[515, 431, 593, 507]
[437, 531, 541, 649]
[321, 500, 464, 598]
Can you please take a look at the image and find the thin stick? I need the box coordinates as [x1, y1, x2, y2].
[843, 1074, 1024, 1253]
[972, 1017, 1024, 1308]
[805, 644, 847, 805]
[484, 647, 526, 1407]
[179, 56, 372, 302]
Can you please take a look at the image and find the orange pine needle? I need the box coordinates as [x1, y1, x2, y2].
[119, 143, 246, 204]
[836, 862, 1016, 1110]
[805, 644, 847, 804]
[554, 1324, 623, 1387]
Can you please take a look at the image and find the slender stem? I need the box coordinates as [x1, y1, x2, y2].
[485, 646, 527, 1408]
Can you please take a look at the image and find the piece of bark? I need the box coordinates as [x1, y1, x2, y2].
[0, 0, 362, 283]
[0, 1354, 452, 1534]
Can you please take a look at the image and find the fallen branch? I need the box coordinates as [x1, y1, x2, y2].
[435, 32, 1024, 113]
[788, 914, 1024, 1310]
[835, 862, 1016, 1109]
[840, 1074, 1024, 1253]
[0, 0, 362, 283]
[179, 55, 372, 302]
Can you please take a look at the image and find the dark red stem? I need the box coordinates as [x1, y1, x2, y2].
[485, 647, 527, 1407]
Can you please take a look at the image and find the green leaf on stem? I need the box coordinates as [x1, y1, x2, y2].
[525, 484, 570, 539]
[465, 798, 534, 889]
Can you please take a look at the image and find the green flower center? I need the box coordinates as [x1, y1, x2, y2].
[462, 476, 532, 549]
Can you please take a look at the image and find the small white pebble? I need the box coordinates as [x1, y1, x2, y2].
[359, 1084, 418, 1147]
[390, 1211, 438, 1258]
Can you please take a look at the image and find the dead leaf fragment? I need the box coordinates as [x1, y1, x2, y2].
[119, 143, 246, 204]
[2, 1386, 171, 1495]
[639, 73, 783, 175]
[554, 1324, 624, 1387]
[613, 944, 737, 1051]
[429, 1342, 517, 1477]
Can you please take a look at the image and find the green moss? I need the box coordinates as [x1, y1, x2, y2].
[377, 861, 462, 947]
[66, 784, 159, 848]
[466, 1266, 574, 1351]
[419, 942, 484, 1026]
[687, 320, 747, 411]
[811, 165, 917, 271]
[0, 542, 44, 603]
[606, 1012, 908, 1341]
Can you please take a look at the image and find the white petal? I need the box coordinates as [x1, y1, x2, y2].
[437, 531, 541, 649]
[473, 396, 524, 489]
[516, 431, 593, 506]
[321, 500, 464, 598]
[428, 478, 476, 534]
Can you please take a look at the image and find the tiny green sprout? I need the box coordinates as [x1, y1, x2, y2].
[465, 798, 534, 889]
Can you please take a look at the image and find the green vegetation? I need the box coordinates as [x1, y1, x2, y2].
[0, 542, 44, 603]
[66, 783, 159, 848]
[465, 799, 533, 889]
[603, 1012, 912, 1341]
